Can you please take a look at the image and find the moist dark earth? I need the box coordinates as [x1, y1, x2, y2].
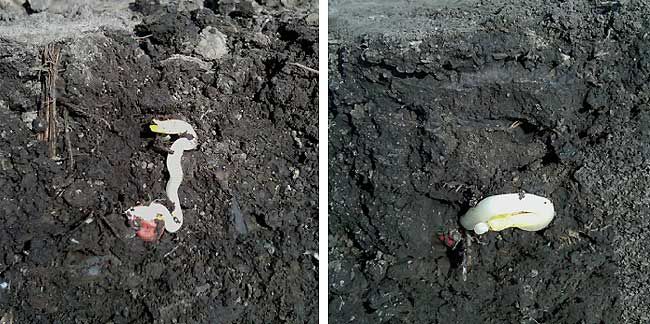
[0, 0, 318, 323]
[329, 0, 649, 323]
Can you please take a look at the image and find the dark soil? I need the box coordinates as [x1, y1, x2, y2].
[329, 0, 648, 323]
[0, 1, 318, 323]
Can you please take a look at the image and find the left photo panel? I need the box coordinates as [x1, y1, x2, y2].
[0, 0, 318, 322]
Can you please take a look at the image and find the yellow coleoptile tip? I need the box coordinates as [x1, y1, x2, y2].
[149, 124, 163, 133]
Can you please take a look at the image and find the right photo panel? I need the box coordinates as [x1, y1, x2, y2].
[329, 0, 636, 323]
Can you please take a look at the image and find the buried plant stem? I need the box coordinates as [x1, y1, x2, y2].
[64, 108, 74, 172]
[38, 44, 61, 158]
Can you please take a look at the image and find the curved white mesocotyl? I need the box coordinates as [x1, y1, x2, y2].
[125, 119, 198, 233]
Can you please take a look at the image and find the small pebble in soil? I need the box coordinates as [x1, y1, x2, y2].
[195, 27, 228, 61]
[28, 0, 50, 12]
[530, 269, 539, 278]
[230, 194, 248, 236]
[264, 242, 275, 255]
[196, 283, 211, 295]
[305, 13, 318, 26]
[21, 111, 37, 124]
[291, 130, 303, 148]
[85, 265, 101, 277]
[303, 251, 319, 261]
